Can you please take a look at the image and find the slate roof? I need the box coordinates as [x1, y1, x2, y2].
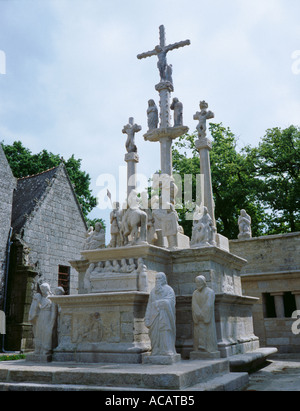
[11, 167, 59, 234]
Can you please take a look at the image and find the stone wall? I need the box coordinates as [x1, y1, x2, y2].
[20, 165, 87, 294]
[230, 232, 300, 352]
[0, 145, 16, 308]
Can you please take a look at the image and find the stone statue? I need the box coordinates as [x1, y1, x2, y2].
[192, 275, 219, 356]
[144, 272, 177, 357]
[134, 257, 148, 292]
[165, 64, 173, 85]
[112, 259, 121, 272]
[121, 190, 148, 245]
[191, 206, 216, 247]
[193, 101, 214, 138]
[137, 25, 190, 83]
[170, 97, 183, 127]
[238, 209, 252, 240]
[28, 283, 58, 357]
[110, 202, 123, 248]
[120, 258, 129, 273]
[84, 222, 105, 250]
[122, 117, 142, 153]
[147, 99, 159, 130]
[0, 310, 5, 335]
[127, 258, 136, 272]
[84, 263, 95, 293]
[103, 260, 113, 272]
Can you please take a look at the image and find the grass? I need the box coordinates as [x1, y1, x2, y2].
[0, 354, 26, 361]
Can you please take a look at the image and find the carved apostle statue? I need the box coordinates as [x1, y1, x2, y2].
[28, 283, 58, 356]
[238, 209, 252, 240]
[192, 275, 218, 354]
[145, 272, 177, 357]
[84, 222, 105, 250]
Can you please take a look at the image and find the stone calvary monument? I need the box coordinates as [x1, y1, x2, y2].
[28, 25, 276, 391]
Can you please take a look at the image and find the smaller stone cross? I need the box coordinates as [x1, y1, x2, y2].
[122, 117, 142, 153]
[193, 101, 214, 139]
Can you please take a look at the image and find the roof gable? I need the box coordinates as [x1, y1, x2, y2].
[11, 167, 59, 233]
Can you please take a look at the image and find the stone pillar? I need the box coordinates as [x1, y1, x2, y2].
[292, 291, 300, 311]
[271, 292, 285, 318]
[155, 81, 173, 176]
[195, 137, 215, 226]
[125, 152, 139, 199]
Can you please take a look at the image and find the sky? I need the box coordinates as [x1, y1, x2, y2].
[0, 0, 300, 241]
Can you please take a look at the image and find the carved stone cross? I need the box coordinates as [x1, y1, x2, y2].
[122, 117, 142, 154]
[137, 25, 190, 82]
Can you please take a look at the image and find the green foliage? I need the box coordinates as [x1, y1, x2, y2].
[172, 124, 270, 239]
[250, 125, 300, 233]
[1, 141, 97, 218]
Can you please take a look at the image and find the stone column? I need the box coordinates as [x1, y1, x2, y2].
[292, 291, 300, 311]
[271, 292, 285, 318]
[155, 81, 173, 176]
[195, 137, 215, 226]
[125, 152, 139, 199]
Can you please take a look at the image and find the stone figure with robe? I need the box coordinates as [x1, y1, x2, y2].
[192, 275, 219, 355]
[144, 272, 177, 357]
[28, 283, 58, 356]
[238, 209, 252, 240]
[147, 99, 159, 130]
[84, 222, 105, 250]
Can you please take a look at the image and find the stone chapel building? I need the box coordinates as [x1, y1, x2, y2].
[0, 144, 87, 351]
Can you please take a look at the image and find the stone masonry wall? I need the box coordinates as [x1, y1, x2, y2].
[230, 233, 300, 351]
[0, 145, 16, 307]
[21, 166, 87, 294]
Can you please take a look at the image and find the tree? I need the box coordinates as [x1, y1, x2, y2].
[1, 141, 97, 219]
[249, 126, 300, 233]
[172, 124, 267, 239]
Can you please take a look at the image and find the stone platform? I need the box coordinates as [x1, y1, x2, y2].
[0, 358, 249, 391]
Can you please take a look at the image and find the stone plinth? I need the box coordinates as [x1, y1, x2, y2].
[190, 351, 220, 360]
[142, 352, 181, 365]
[144, 125, 189, 142]
[68, 244, 260, 363]
[51, 292, 150, 364]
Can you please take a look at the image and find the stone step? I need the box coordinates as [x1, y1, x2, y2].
[0, 358, 235, 391]
[0, 372, 249, 392]
[229, 348, 278, 372]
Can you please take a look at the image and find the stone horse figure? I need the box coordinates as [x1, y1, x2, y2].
[122, 190, 148, 245]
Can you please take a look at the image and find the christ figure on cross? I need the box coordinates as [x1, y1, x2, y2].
[137, 25, 190, 83]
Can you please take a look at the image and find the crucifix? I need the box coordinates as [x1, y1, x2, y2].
[137, 25, 190, 177]
[137, 25, 190, 83]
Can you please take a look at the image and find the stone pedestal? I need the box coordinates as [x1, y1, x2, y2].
[62, 244, 261, 365]
[51, 292, 150, 364]
[142, 352, 181, 365]
[190, 351, 220, 360]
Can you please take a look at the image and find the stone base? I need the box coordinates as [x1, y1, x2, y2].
[142, 352, 181, 365]
[50, 292, 151, 364]
[0, 358, 249, 391]
[25, 353, 52, 363]
[190, 351, 221, 360]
